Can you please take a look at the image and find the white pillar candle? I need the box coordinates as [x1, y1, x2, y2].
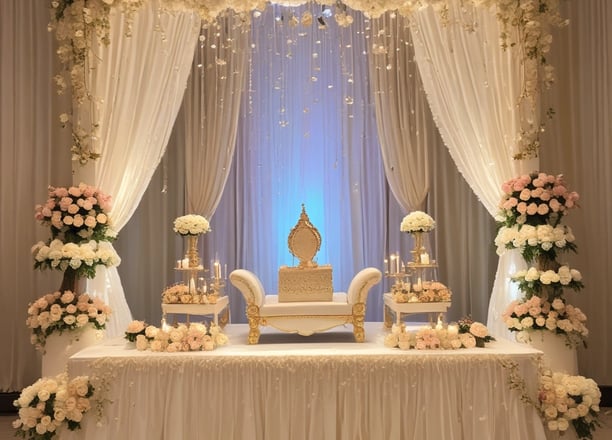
[182, 258, 189, 268]
[420, 252, 430, 265]
[214, 261, 221, 279]
[389, 255, 396, 274]
[448, 324, 459, 335]
[384, 258, 388, 274]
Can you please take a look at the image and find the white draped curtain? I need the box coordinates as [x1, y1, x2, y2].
[368, 13, 432, 214]
[73, 1, 201, 336]
[409, 3, 539, 338]
[183, 14, 248, 219]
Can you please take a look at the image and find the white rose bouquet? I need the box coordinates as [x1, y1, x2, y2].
[510, 265, 583, 299]
[31, 239, 121, 279]
[173, 215, 211, 236]
[12, 372, 94, 439]
[539, 370, 601, 439]
[400, 211, 435, 233]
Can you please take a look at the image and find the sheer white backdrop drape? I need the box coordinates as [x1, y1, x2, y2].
[183, 14, 248, 219]
[73, 1, 201, 336]
[368, 13, 432, 213]
[409, 4, 539, 338]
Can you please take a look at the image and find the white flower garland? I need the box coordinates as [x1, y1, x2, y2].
[32, 239, 121, 278]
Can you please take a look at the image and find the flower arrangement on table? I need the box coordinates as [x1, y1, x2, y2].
[400, 210, 435, 233]
[161, 283, 219, 305]
[384, 317, 493, 350]
[173, 214, 211, 236]
[538, 370, 601, 440]
[125, 320, 228, 352]
[391, 280, 451, 303]
[12, 372, 94, 439]
[26, 290, 111, 350]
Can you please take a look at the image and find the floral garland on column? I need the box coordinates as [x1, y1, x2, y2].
[28, 183, 119, 349]
[494, 172, 601, 439]
[48, 0, 566, 163]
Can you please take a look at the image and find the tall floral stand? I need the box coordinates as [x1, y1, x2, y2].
[41, 269, 104, 376]
[42, 325, 103, 377]
[527, 330, 578, 375]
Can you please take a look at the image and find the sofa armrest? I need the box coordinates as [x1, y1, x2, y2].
[347, 267, 382, 305]
[229, 269, 265, 308]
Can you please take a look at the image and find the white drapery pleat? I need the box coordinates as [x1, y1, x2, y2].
[368, 13, 432, 213]
[409, 4, 538, 338]
[183, 14, 248, 219]
[73, 1, 201, 337]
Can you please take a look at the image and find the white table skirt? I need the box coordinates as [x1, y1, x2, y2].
[65, 323, 546, 440]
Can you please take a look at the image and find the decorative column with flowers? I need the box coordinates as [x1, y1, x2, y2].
[494, 172, 601, 439]
[28, 183, 118, 376]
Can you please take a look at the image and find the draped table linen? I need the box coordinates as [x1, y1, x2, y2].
[66, 323, 546, 440]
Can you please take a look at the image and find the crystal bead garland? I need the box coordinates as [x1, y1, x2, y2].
[186, 235, 200, 268]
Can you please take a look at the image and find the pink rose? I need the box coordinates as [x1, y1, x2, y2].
[517, 202, 527, 214]
[519, 189, 531, 201]
[512, 180, 525, 191]
[59, 197, 73, 211]
[552, 185, 567, 196]
[526, 203, 538, 215]
[537, 204, 549, 215]
[68, 186, 82, 197]
[549, 199, 560, 212]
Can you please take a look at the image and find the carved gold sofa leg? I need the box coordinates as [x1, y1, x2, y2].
[352, 303, 366, 342]
[246, 304, 261, 344]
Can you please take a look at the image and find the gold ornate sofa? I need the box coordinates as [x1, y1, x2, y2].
[229, 267, 382, 344]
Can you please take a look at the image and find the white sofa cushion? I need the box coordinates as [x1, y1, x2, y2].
[260, 293, 352, 317]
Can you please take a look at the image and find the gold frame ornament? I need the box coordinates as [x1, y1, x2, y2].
[287, 205, 321, 268]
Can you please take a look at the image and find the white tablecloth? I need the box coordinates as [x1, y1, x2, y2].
[65, 323, 546, 440]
